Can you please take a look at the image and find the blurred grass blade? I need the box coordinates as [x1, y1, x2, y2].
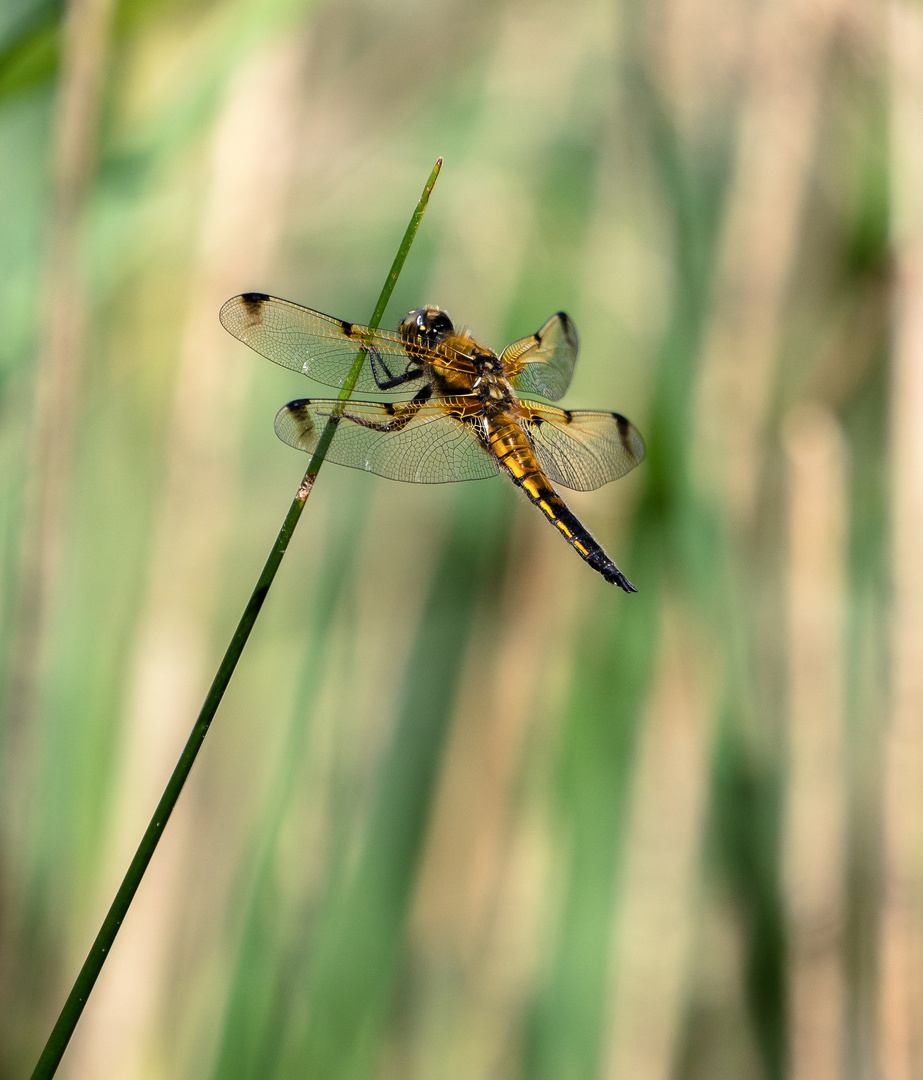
[284, 482, 509, 1080]
[28, 156, 444, 1080]
[207, 489, 369, 1080]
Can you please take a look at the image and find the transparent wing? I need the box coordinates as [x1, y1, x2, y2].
[274, 398, 500, 484]
[220, 293, 434, 396]
[502, 312, 579, 401]
[517, 402, 645, 491]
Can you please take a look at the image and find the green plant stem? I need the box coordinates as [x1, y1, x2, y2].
[29, 155, 443, 1080]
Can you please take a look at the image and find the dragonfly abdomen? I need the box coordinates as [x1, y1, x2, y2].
[487, 416, 637, 593]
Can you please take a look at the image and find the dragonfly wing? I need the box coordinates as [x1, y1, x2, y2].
[518, 403, 645, 491]
[274, 398, 500, 484]
[503, 312, 579, 402]
[220, 293, 429, 396]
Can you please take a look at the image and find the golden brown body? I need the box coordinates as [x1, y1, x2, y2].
[220, 295, 645, 591]
[484, 411, 629, 586]
[396, 313, 638, 590]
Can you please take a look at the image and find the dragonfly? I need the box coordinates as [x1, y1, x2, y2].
[220, 293, 645, 591]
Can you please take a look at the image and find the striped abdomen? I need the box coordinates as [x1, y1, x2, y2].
[485, 414, 636, 592]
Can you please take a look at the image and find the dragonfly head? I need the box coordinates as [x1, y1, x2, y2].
[400, 306, 455, 350]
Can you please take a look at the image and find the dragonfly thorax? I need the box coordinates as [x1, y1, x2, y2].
[472, 365, 515, 409]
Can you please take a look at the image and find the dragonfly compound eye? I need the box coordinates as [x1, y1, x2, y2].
[401, 307, 454, 348]
[428, 310, 454, 335]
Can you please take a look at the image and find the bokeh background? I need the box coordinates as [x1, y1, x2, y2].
[0, 0, 918, 1077]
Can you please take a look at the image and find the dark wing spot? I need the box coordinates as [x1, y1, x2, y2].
[530, 331, 543, 346]
[340, 319, 354, 337]
[613, 412, 646, 461]
[281, 399, 316, 448]
[531, 414, 544, 427]
[289, 397, 313, 419]
[384, 402, 396, 415]
[240, 292, 270, 310]
[563, 410, 573, 423]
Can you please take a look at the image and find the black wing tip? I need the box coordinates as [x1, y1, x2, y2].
[220, 291, 272, 332]
[555, 311, 578, 343]
[275, 399, 317, 449]
[611, 412, 647, 463]
[537, 311, 574, 335]
[240, 291, 271, 306]
[612, 412, 631, 442]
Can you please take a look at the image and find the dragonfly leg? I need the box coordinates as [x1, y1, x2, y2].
[338, 384, 433, 432]
[366, 346, 424, 391]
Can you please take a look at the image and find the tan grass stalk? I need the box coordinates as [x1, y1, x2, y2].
[65, 42, 304, 1080]
[782, 403, 848, 1080]
[408, 521, 585, 1079]
[879, 5, 923, 1075]
[690, 0, 845, 524]
[602, 605, 714, 1080]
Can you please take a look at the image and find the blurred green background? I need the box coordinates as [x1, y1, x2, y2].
[1, 0, 918, 1078]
